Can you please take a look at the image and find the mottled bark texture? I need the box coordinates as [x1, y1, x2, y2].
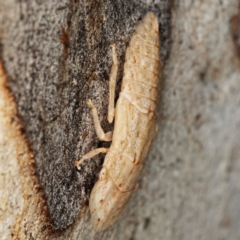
[0, 0, 170, 237]
[0, 0, 240, 239]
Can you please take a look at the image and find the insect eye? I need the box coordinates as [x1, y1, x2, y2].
[99, 167, 107, 181]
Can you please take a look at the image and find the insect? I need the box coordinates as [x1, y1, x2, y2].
[75, 12, 160, 231]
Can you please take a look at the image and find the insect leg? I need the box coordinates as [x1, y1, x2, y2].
[75, 147, 108, 169]
[107, 44, 118, 124]
[87, 99, 113, 141]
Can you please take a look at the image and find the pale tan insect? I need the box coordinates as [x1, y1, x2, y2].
[75, 12, 160, 231]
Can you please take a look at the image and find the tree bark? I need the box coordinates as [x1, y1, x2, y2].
[0, 0, 240, 239]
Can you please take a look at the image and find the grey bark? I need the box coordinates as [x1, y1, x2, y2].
[0, 0, 240, 240]
[0, 0, 170, 231]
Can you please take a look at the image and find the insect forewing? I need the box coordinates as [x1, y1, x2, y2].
[89, 12, 160, 231]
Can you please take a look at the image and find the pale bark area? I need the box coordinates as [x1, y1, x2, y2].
[0, 0, 240, 240]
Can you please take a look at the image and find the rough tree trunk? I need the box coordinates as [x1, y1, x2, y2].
[0, 0, 240, 239]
